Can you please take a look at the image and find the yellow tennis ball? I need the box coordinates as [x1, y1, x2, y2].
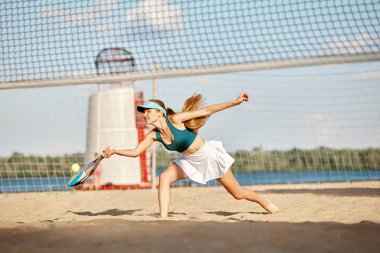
[71, 163, 80, 173]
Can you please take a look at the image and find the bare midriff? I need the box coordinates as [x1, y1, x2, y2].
[182, 135, 206, 157]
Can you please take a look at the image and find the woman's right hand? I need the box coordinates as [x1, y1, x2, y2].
[102, 146, 114, 158]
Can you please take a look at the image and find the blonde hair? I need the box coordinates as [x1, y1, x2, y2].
[149, 94, 208, 133]
[181, 93, 208, 133]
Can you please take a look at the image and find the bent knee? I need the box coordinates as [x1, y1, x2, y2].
[159, 174, 170, 185]
[231, 191, 246, 200]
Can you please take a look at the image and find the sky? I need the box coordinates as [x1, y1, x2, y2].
[1, 61, 379, 156]
[0, 0, 379, 156]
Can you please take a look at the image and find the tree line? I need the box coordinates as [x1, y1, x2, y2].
[156, 146, 380, 172]
[0, 152, 83, 178]
[0, 146, 379, 178]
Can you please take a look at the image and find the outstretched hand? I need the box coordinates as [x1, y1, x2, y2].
[235, 92, 249, 105]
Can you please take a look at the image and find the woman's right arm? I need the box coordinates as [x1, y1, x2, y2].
[102, 130, 156, 158]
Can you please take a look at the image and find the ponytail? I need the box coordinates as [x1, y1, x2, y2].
[149, 94, 208, 133]
[182, 93, 208, 133]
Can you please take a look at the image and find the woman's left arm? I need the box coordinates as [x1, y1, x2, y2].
[173, 92, 249, 123]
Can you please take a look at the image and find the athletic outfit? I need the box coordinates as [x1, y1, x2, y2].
[137, 101, 234, 184]
[156, 115, 235, 184]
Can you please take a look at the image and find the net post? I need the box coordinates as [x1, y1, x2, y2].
[151, 61, 158, 191]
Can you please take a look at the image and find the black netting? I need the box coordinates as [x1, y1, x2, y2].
[0, 0, 379, 84]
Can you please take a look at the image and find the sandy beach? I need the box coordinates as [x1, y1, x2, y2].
[1, 181, 379, 252]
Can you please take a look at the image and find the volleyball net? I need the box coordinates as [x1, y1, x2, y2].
[1, 70, 379, 192]
[0, 0, 379, 88]
[1, 0, 380, 192]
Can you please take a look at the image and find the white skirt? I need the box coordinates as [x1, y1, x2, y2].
[173, 140, 235, 184]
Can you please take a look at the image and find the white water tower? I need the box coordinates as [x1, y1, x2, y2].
[85, 48, 144, 186]
[85, 87, 141, 185]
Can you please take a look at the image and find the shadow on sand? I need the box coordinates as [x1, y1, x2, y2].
[66, 209, 142, 217]
[258, 187, 380, 197]
[0, 220, 379, 253]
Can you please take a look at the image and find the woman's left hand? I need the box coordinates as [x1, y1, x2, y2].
[235, 92, 249, 105]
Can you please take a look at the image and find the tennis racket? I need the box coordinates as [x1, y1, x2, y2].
[68, 155, 104, 187]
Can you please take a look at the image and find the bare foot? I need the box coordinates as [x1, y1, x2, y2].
[263, 201, 280, 214]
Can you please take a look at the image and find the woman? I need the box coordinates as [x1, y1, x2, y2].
[102, 92, 279, 218]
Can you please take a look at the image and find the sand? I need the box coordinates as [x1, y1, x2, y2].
[0, 181, 379, 252]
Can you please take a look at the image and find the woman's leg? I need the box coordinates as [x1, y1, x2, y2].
[218, 169, 280, 213]
[158, 163, 188, 218]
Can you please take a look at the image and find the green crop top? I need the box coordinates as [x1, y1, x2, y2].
[156, 115, 197, 153]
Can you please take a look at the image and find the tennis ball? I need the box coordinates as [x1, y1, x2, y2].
[71, 163, 80, 173]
